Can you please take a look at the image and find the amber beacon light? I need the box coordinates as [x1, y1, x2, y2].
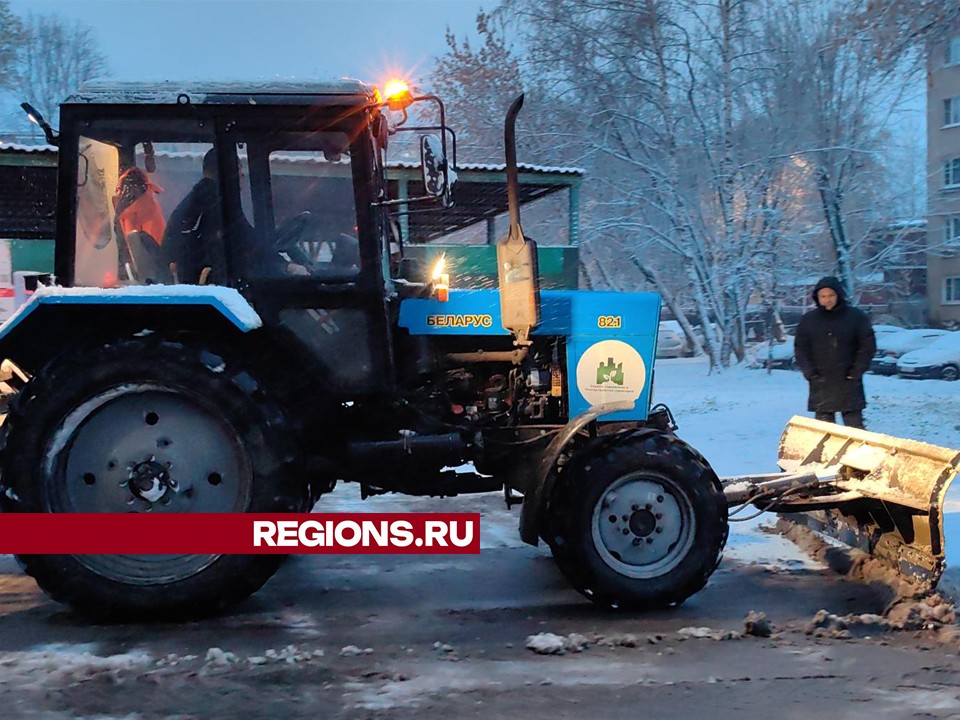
[383, 78, 414, 111]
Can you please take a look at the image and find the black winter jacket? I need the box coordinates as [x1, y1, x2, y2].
[794, 276, 876, 413]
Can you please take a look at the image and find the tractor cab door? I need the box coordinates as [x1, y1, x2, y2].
[228, 111, 394, 395]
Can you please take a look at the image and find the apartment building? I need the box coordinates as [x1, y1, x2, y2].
[928, 31, 960, 327]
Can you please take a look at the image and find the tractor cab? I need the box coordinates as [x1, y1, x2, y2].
[20, 79, 453, 392]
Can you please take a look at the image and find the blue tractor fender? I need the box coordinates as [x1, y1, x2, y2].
[0, 285, 262, 371]
[518, 400, 636, 546]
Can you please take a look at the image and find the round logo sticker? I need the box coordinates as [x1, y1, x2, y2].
[575, 340, 646, 407]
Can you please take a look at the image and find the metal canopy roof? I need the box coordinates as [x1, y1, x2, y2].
[387, 161, 583, 243]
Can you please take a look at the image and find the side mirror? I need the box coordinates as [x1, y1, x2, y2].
[420, 135, 448, 198]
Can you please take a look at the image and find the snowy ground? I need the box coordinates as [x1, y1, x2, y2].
[653, 355, 960, 476]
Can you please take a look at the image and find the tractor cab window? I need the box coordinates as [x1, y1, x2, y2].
[75, 138, 121, 287]
[73, 119, 221, 287]
[241, 131, 360, 281]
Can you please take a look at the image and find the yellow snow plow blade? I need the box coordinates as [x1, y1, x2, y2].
[770, 416, 960, 589]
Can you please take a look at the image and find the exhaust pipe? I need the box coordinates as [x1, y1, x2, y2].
[496, 94, 541, 352]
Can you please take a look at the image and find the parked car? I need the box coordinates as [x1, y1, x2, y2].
[659, 320, 694, 357]
[656, 322, 686, 359]
[897, 332, 960, 381]
[873, 325, 906, 342]
[751, 336, 795, 370]
[869, 329, 949, 375]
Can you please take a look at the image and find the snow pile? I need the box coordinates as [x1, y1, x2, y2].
[0, 644, 152, 687]
[525, 632, 590, 655]
[156, 644, 328, 670]
[593, 632, 664, 647]
[805, 609, 890, 638]
[886, 596, 956, 630]
[743, 610, 773, 637]
[257, 645, 325, 664]
[676, 626, 741, 641]
[804, 596, 954, 638]
[204, 647, 239, 666]
[340, 645, 374, 657]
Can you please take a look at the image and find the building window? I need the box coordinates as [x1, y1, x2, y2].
[945, 277, 960, 304]
[948, 37, 960, 65]
[946, 97, 960, 126]
[946, 158, 960, 187]
[946, 217, 960, 245]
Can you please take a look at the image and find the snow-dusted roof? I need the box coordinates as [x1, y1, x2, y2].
[392, 160, 585, 176]
[65, 79, 375, 105]
[0, 141, 56, 154]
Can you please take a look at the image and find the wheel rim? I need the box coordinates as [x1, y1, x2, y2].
[44, 384, 252, 585]
[591, 472, 696, 579]
[943, 366, 959, 382]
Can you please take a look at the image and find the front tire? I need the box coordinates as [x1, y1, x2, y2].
[0, 338, 305, 620]
[546, 430, 727, 610]
[941, 365, 959, 382]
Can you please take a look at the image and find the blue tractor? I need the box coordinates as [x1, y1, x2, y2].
[0, 83, 728, 619]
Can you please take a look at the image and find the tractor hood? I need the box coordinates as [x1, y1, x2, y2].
[399, 289, 662, 422]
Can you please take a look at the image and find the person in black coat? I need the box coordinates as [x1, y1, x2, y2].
[162, 148, 227, 285]
[793, 276, 876, 429]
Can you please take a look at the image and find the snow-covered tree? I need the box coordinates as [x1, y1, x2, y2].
[0, 1, 23, 92]
[432, 0, 955, 366]
[14, 13, 107, 135]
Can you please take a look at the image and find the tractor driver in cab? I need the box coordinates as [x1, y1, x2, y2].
[163, 147, 309, 284]
[162, 148, 229, 285]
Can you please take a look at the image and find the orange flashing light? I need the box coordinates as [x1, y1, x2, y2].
[383, 78, 413, 111]
[431, 255, 449, 302]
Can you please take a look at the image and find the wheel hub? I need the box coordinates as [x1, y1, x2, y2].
[128, 459, 177, 503]
[593, 474, 696, 578]
[628, 508, 657, 537]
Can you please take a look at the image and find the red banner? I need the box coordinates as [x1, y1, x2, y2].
[0, 513, 481, 554]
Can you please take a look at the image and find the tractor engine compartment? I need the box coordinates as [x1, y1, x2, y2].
[401, 335, 567, 432]
[339, 335, 568, 496]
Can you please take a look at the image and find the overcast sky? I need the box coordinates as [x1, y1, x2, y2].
[8, 0, 493, 85]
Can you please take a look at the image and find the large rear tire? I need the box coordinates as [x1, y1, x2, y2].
[0, 338, 306, 620]
[545, 430, 728, 609]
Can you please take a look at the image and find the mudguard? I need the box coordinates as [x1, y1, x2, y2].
[0, 285, 262, 374]
[0, 285, 262, 339]
[519, 400, 635, 546]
